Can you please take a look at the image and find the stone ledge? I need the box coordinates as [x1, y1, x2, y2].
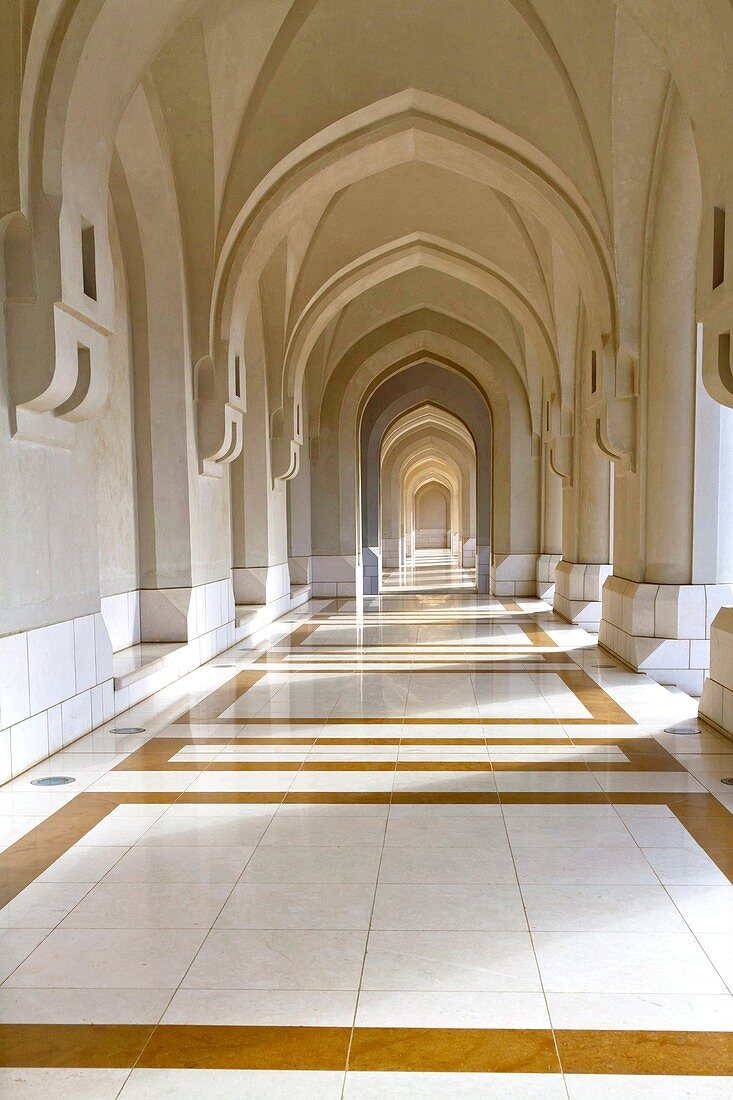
[112, 642, 186, 691]
[235, 584, 313, 647]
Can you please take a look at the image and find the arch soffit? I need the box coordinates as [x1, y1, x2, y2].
[217, 94, 617, 365]
[280, 234, 560, 428]
[389, 434, 477, 491]
[317, 313, 529, 441]
[382, 425, 476, 474]
[320, 296, 529, 406]
[24, 1, 733, 237]
[381, 407, 477, 468]
[356, 358, 495, 469]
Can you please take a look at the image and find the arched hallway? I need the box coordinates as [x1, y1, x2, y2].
[2, 0, 733, 1094]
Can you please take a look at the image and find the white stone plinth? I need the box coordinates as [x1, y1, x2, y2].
[553, 561, 612, 631]
[599, 578, 733, 695]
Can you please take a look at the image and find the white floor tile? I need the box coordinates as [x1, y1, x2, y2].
[362, 930, 541, 991]
[215, 882, 375, 929]
[343, 1072, 566, 1098]
[119, 1070, 345, 1099]
[521, 885, 688, 932]
[0, 987, 172, 1023]
[533, 931, 727, 994]
[241, 845, 382, 884]
[162, 988, 357, 1026]
[371, 883, 527, 930]
[59, 881, 232, 928]
[102, 844, 255, 884]
[546, 991, 733, 1030]
[565, 1076, 733, 1099]
[355, 989, 549, 1028]
[182, 929, 367, 990]
[4, 927, 206, 988]
[0, 1069, 129, 1100]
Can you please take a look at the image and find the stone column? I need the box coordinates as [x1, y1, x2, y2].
[536, 432, 563, 601]
[553, 352, 613, 631]
[599, 100, 733, 692]
[230, 337, 291, 609]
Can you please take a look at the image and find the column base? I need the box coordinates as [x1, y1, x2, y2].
[288, 556, 312, 586]
[232, 563, 290, 607]
[536, 554, 561, 601]
[599, 578, 733, 696]
[362, 546, 380, 595]
[553, 561, 612, 632]
[381, 538, 400, 568]
[462, 537, 476, 568]
[490, 553, 538, 597]
[700, 607, 733, 739]
[310, 554, 359, 598]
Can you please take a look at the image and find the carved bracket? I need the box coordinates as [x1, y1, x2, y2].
[3, 212, 112, 447]
[269, 402, 302, 482]
[590, 342, 638, 475]
[545, 397, 574, 486]
[195, 352, 245, 477]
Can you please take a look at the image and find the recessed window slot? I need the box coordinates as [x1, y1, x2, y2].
[81, 219, 97, 301]
[57, 344, 92, 419]
[234, 354, 241, 399]
[591, 350, 598, 394]
[719, 331, 732, 395]
[713, 206, 726, 289]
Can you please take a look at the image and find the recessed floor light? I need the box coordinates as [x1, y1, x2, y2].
[663, 724, 702, 735]
[31, 776, 76, 786]
[110, 727, 146, 735]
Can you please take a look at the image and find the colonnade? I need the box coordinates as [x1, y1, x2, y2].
[1, 0, 733, 777]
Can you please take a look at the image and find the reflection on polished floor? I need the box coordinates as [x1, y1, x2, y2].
[2, 592, 733, 1099]
[381, 548, 476, 592]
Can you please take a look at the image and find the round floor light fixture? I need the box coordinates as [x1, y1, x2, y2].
[721, 777, 733, 786]
[31, 776, 76, 786]
[110, 727, 146, 735]
[663, 723, 702, 736]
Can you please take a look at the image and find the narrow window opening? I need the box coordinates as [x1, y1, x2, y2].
[295, 404, 301, 436]
[57, 344, 92, 418]
[76, 344, 92, 395]
[713, 206, 726, 289]
[233, 354, 241, 399]
[591, 350, 598, 394]
[719, 331, 732, 394]
[81, 220, 97, 301]
[545, 403, 550, 432]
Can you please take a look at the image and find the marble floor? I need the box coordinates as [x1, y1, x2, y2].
[2, 592, 733, 1098]
[381, 549, 476, 591]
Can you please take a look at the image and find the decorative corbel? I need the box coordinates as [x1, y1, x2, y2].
[194, 350, 245, 477]
[590, 340, 638, 474]
[545, 397, 574, 485]
[4, 211, 115, 446]
[702, 317, 733, 409]
[269, 404, 301, 483]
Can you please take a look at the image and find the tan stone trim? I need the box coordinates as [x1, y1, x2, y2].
[2, 1024, 732, 1074]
